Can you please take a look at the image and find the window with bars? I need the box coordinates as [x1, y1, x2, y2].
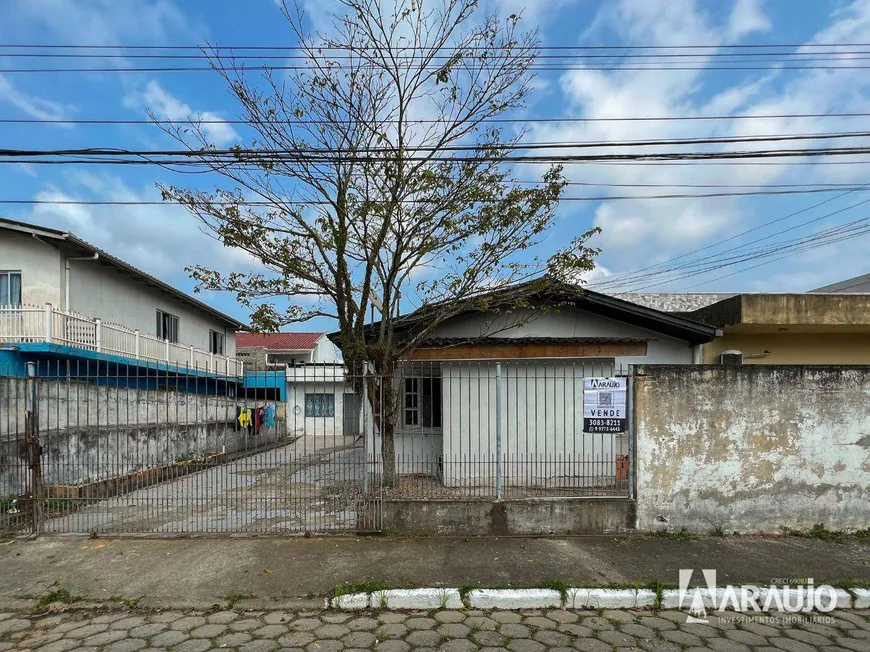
[305, 393, 335, 417]
[0, 271, 22, 306]
[404, 376, 442, 427]
[156, 309, 179, 342]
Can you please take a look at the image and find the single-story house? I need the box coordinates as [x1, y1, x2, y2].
[330, 280, 719, 489]
[239, 332, 356, 437]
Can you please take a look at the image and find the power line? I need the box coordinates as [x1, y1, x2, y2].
[4, 64, 870, 73]
[4, 145, 870, 164]
[594, 187, 870, 292]
[4, 52, 870, 60]
[590, 182, 870, 292]
[3, 112, 869, 125]
[1, 42, 866, 50]
[5, 131, 870, 155]
[6, 187, 870, 207]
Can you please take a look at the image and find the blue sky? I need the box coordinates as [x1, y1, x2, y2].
[2, 0, 870, 331]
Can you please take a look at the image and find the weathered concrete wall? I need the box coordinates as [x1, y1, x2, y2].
[0, 377, 285, 497]
[377, 498, 635, 535]
[634, 365, 870, 533]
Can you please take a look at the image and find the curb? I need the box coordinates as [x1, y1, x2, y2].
[328, 587, 870, 610]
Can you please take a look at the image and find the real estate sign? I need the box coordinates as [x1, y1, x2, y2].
[583, 377, 627, 433]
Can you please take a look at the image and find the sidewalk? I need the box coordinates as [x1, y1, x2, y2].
[1, 535, 868, 609]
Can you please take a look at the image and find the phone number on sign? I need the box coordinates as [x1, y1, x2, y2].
[584, 418, 625, 433]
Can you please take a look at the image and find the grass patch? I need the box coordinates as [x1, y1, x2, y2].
[781, 523, 850, 543]
[646, 581, 667, 611]
[854, 528, 870, 541]
[708, 525, 725, 537]
[540, 579, 569, 605]
[328, 581, 388, 599]
[36, 588, 81, 609]
[224, 591, 255, 608]
[651, 526, 695, 541]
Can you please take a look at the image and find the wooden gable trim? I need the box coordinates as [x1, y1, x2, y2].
[406, 341, 647, 360]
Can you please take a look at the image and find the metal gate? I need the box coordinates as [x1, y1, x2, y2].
[2, 357, 631, 538]
[1, 360, 382, 536]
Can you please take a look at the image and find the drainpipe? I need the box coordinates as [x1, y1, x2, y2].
[64, 253, 100, 311]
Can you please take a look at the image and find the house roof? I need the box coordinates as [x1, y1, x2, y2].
[329, 278, 720, 348]
[810, 273, 870, 294]
[237, 332, 324, 350]
[0, 217, 244, 329]
[418, 336, 651, 347]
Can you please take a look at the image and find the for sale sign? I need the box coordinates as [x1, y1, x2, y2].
[583, 377, 627, 433]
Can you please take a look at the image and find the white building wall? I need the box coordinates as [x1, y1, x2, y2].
[312, 335, 341, 363]
[67, 259, 237, 356]
[0, 231, 63, 306]
[440, 360, 625, 489]
[426, 309, 694, 365]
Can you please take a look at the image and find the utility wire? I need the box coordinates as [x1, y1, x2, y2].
[590, 182, 870, 291]
[6, 187, 870, 207]
[1, 42, 866, 49]
[3, 64, 870, 73]
[4, 131, 870, 155]
[3, 112, 869, 125]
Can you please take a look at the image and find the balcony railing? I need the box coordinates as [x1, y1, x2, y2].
[0, 303, 244, 377]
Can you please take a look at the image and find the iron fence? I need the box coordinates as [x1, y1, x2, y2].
[1, 357, 631, 537]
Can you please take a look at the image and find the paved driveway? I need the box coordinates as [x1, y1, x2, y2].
[43, 435, 370, 535]
[2, 606, 869, 652]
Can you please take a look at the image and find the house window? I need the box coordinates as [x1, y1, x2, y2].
[404, 377, 441, 427]
[0, 272, 22, 306]
[305, 393, 335, 417]
[209, 330, 225, 355]
[156, 310, 179, 342]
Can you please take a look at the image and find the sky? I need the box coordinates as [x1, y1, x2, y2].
[1, 0, 870, 331]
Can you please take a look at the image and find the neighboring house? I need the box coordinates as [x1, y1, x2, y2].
[0, 217, 245, 383]
[236, 332, 340, 369]
[238, 333, 356, 437]
[330, 280, 719, 487]
[683, 293, 870, 364]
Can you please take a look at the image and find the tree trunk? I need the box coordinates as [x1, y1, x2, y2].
[361, 364, 399, 488]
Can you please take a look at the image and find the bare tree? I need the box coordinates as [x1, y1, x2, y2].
[159, 0, 600, 484]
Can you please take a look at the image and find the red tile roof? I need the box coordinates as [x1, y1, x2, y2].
[236, 332, 323, 350]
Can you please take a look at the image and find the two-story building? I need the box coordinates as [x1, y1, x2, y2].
[0, 217, 245, 388]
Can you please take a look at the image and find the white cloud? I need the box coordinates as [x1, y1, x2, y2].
[8, 0, 191, 45]
[727, 0, 771, 41]
[123, 81, 239, 147]
[525, 0, 870, 292]
[26, 171, 259, 281]
[0, 75, 72, 122]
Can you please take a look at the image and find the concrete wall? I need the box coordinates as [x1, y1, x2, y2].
[377, 498, 635, 536]
[312, 336, 341, 363]
[704, 332, 870, 364]
[68, 259, 237, 357]
[0, 377, 285, 497]
[427, 308, 695, 365]
[0, 231, 62, 306]
[634, 365, 870, 533]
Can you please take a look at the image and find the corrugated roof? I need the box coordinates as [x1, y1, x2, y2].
[237, 332, 324, 350]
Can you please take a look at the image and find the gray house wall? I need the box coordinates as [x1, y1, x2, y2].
[68, 257, 237, 357]
[0, 231, 63, 307]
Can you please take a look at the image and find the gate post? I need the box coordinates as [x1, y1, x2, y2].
[495, 362, 503, 501]
[627, 370, 635, 501]
[25, 361, 44, 534]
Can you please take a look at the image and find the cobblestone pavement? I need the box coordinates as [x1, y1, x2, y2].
[1, 607, 869, 652]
